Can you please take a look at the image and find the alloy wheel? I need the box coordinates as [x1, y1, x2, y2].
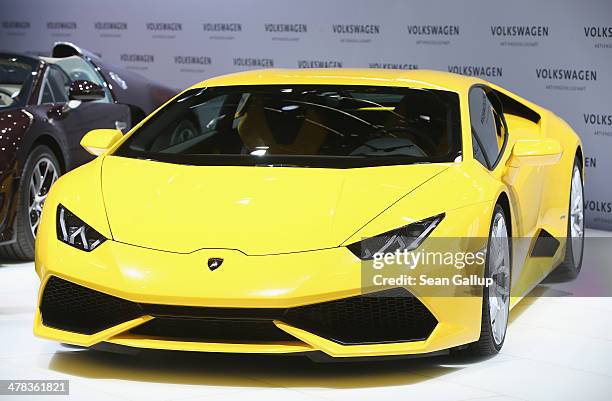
[28, 157, 59, 237]
[488, 212, 511, 346]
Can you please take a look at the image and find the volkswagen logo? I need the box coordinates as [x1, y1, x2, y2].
[207, 258, 224, 271]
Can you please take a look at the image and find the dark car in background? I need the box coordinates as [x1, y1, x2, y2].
[0, 42, 177, 259]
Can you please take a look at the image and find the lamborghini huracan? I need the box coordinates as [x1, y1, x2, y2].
[34, 69, 584, 359]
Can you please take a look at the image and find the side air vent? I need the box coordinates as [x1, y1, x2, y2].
[531, 229, 560, 257]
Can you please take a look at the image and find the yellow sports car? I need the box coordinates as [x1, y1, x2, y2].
[34, 69, 584, 359]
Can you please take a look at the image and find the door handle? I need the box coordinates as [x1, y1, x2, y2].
[115, 120, 128, 132]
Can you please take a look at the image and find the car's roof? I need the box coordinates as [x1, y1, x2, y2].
[0, 52, 41, 62]
[193, 68, 486, 93]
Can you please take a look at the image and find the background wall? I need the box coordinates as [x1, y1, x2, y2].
[1, 0, 611, 229]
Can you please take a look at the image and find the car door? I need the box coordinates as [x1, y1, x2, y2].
[38, 60, 131, 170]
[469, 86, 547, 295]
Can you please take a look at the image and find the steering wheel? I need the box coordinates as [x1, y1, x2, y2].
[0, 88, 15, 105]
[169, 119, 199, 146]
[374, 126, 439, 155]
[0, 87, 14, 97]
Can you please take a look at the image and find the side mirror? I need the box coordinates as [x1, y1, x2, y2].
[69, 80, 105, 101]
[80, 129, 122, 156]
[507, 139, 562, 167]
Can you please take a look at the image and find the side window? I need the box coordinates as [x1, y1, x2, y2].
[52, 56, 112, 103]
[39, 66, 70, 104]
[47, 66, 70, 103]
[40, 81, 55, 104]
[472, 133, 488, 166]
[469, 87, 503, 169]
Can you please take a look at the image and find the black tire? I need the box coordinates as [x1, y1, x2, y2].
[0, 145, 61, 260]
[464, 204, 511, 357]
[553, 158, 584, 280]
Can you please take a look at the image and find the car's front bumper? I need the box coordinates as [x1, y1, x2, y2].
[34, 234, 484, 358]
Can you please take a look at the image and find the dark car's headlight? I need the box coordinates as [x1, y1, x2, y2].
[347, 214, 444, 260]
[56, 204, 106, 251]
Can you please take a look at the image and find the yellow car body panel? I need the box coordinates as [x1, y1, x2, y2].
[99, 156, 450, 255]
[34, 69, 583, 358]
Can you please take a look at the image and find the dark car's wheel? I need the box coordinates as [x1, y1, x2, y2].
[464, 204, 511, 357]
[553, 159, 585, 280]
[0, 145, 60, 260]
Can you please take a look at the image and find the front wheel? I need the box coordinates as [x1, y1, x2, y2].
[464, 204, 511, 356]
[0, 145, 60, 260]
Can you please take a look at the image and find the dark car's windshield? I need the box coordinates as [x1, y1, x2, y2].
[0, 55, 38, 109]
[115, 85, 461, 168]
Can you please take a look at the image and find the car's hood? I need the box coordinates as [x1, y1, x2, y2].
[101, 156, 449, 254]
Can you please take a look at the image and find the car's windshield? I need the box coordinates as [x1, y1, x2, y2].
[0, 55, 38, 109]
[115, 85, 461, 168]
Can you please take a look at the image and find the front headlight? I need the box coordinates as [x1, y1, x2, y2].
[56, 204, 106, 251]
[347, 214, 444, 260]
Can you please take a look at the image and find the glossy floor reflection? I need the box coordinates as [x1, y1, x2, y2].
[1, 229, 612, 401]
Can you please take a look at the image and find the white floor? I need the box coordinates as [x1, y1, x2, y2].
[1, 230, 612, 401]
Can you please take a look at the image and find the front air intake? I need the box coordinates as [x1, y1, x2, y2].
[283, 288, 438, 344]
[40, 277, 437, 344]
[130, 317, 297, 342]
[40, 276, 143, 335]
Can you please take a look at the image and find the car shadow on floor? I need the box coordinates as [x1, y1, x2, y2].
[0, 259, 32, 268]
[49, 347, 498, 388]
[508, 285, 568, 325]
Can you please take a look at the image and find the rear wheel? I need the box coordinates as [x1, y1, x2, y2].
[464, 204, 511, 356]
[0, 145, 60, 260]
[554, 159, 584, 280]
